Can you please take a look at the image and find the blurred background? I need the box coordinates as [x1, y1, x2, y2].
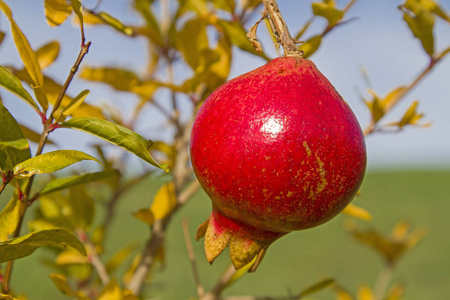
[0, 1, 449, 300]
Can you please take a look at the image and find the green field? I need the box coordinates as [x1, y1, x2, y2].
[4, 169, 450, 299]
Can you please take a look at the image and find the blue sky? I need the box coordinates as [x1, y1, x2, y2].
[1, 0, 450, 170]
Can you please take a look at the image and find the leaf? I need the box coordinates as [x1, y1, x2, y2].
[364, 90, 385, 123]
[88, 11, 135, 36]
[44, 0, 73, 27]
[334, 285, 355, 300]
[50, 273, 89, 299]
[98, 280, 123, 300]
[0, 294, 20, 300]
[385, 283, 405, 300]
[0, 0, 48, 111]
[55, 249, 87, 265]
[66, 187, 95, 230]
[401, 3, 435, 56]
[0, 196, 20, 241]
[210, 0, 235, 13]
[62, 117, 168, 171]
[0, 31, 5, 45]
[382, 86, 407, 110]
[133, 208, 155, 226]
[299, 35, 322, 58]
[13, 150, 101, 177]
[105, 242, 140, 273]
[0, 102, 31, 172]
[216, 19, 269, 60]
[0, 138, 29, 150]
[70, 0, 85, 42]
[0, 229, 86, 264]
[36, 40, 60, 69]
[358, 285, 375, 300]
[0, 65, 39, 111]
[300, 278, 336, 297]
[133, 0, 163, 46]
[38, 169, 119, 197]
[342, 203, 372, 221]
[223, 255, 257, 289]
[55, 89, 90, 122]
[398, 100, 421, 127]
[312, 1, 344, 27]
[151, 182, 177, 220]
[176, 18, 209, 69]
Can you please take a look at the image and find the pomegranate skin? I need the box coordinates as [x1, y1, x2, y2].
[190, 57, 366, 268]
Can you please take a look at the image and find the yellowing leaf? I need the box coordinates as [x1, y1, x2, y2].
[70, 0, 85, 43]
[88, 11, 135, 36]
[358, 285, 375, 300]
[0, 293, 20, 300]
[55, 89, 90, 122]
[0, 65, 38, 111]
[151, 182, 177, 220]
[0, 229, 86, 263]
[364, 90, 385, 123]
[133, 208, 155, 226]
[98, 280, 122, 300]
[391, 220, 411, 241]
[0, 31, 5, 44]
[50, 273, 89, 300]
[299, 35, 322, 58]
[105, 242, 140, 273]
[385, 283, 405, 300]
[223, 256, 257, 289]
[13, 150, 101, 177]
[55, 249, 87, 265]
[401, 3, 435, 56]
[36, 40, 60, 69]
[0, 196, 20, 241]
[382, 86, 407, 110]
[334, 285, 355, 300]
[312, 1, 344, 27]
[44, 0, 73, 27]
[0, 0, 48, 111]
[62, 117, 168, 171]
[342, 203, 372, 221]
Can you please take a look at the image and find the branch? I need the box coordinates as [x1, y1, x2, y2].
[182, 219, 205, 298]
[201, 264, 237, 300]
[262, 0, 302, 57]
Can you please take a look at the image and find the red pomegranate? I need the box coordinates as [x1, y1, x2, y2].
[190, 57, 366, 270]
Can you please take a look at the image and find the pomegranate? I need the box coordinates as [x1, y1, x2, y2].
[190, 57, 366, 270]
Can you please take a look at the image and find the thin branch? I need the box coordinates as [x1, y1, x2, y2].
[201, 264, 237, 300]
[80, 230, 110, 286]
[262, 0, 302, 57]
[373, 264, 394, 300]
[182, 219, 205, 298]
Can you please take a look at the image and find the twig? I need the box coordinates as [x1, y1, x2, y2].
[1, 41, 92, 294]
[262, 0, 302, 57]
[373, 264, 393, 300]
[201, 264, 237, 300]
[80, 230, 110, 286]
[182, 219, 205, 298]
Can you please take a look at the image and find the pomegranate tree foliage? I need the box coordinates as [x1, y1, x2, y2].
[0, 0, 448, 299]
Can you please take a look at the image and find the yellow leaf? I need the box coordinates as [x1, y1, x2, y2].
[55, 249, 88, 265]
[406, 227, 428, 249]
[385, 283, 405, 300]
[223, 256, 257, 289]
[382, 86, 407, 110]
[334, 286, 355, 300]
[342, 203, 372, 221]
[0, 293, 20, 300]
[98, 279, 122, 300]
[365, 90, 385, 123]
[0, 0, 48, 111]
[391, 220, 411, 241]
[299, 35, 322, 58]
[44, 0, 72, 27]
[358, 285, 375, 300]
[105, 242, 140, 273]
[70, 0, 85, 42]
[36, 40, 60, 70]
[150, 182, 177, 220]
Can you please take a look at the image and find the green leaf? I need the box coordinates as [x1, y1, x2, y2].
[36, 40, 60, 69]
[0, 229, 87, 264]
[300, 278, 336, 297]
[0, 0, 48, 111]
[0, 102, 31, 172]
[38, 169, 119, 197]
[70, 0, 85, 42]
[299, 35, 322, 58]
[0, 138, 29, 150]
[44, 0, 73, 27]
[312, 1, 344, 27]
[13, 150, 101, 177]
[216, 19, 270, 60]
[50, 273, 89, 300]
[0, 65, 39, 111]
[62, 117, 168, 171]
[0, 195, 20, 241]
